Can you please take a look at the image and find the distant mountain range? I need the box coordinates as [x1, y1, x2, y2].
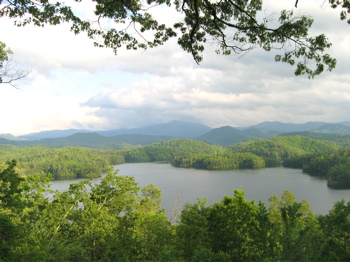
[0, 133, 27, 141]
[1, 120, 350, 148]
[17, 120, 212, 140]
[247, 121, 350, 134]
[197, 126, 252, 146]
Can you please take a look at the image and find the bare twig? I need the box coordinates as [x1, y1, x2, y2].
[0, 57, 30, 89]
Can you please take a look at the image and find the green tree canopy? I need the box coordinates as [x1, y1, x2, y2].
[1, 0, 348, 77]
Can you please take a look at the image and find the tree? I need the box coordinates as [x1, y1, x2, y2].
[0, 160, 25, 261]
[1, 0, 348, 78]
[318, 199, 350, 261]
[0, 41, 29, 88]
[0, 213, 21, 261]
[268, 190, 321, 261]
[0, 160, 25, 212]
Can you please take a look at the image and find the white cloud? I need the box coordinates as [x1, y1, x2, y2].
[1, 1, 350, 135]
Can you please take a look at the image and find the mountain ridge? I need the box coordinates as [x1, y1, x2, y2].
[1, 120, 350, 147]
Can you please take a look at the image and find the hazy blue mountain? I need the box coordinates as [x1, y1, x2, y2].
[196, 126, 277, 146]
[196, 126, 251, 146]
[278, 131, 336, 139]
[97, 120, 212, 138]
[12, 120, 350, 147]
[0, 138, 19, 145]
[338, 121, 350, 126]
[241, 127, 272, 139]
[18, 121, 212, 140]
[0, 133, 27, 141]
[311, 123, 350, 135]
[0, 133, 173, 149]
[278, 123, 350, 137]
[20, 129, 90, 140]
[108, 134, 173, 145]
[97, 128, 133, 137]
[40, 133, 172, 148]
[249, 121, 326, 133]
[36, 133, 110, 147]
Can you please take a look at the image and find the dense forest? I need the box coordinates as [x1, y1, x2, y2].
[2, 135, 350, 187]
[2, 134, 350, 260]
[228, 136, 340, 166]
[0, 140, 226, 180]
[0, 146, 125, 180]
[123, 139, 226, 162]
[1, 161, 350, 261]
[172, 152, 265, 169]
[171, 136, 340, 171]
[284, 149, 350, 188]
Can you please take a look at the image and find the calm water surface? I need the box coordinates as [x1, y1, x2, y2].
[50, 162, 350, 215]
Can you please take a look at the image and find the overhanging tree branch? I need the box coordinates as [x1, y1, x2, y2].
[0, 0, 346, 78]
[0, 42, 30, 88]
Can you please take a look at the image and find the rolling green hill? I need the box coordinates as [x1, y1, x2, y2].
[228, 136, 340, 166]
[124, 139, 227, 162]
[197, 126, 252, 145]
[312, 123, 350, 135]
[0, 145, 125, 180]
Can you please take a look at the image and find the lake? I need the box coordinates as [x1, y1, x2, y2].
[50, 162, 350, 216]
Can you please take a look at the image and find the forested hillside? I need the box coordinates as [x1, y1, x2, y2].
[2, 134, 350, 260]
[1, 161, 350, 261]
[169, 136, 340, 171]
[279, 132, 350, 148]
[1, 135, 348, 182]
[228, 136, 339, 166]
[0, 139, 225, 180]
[172, 152, 265, 170]
[0, 133, 172, 149]
[124, 139, 227, 162]
[0, 146, 125, 180]
[196, 126, 252, 145]
[283, 149, 350, 189]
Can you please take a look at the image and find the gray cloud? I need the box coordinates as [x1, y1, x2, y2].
[2, 2, 350, 134]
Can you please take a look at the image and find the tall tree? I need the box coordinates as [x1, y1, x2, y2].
[0, 160, 24, 212]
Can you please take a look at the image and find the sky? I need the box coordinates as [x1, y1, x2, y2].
[1, 0, 350, 136]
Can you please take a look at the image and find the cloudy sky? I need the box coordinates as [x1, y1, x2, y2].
[1, 0, 350, 136]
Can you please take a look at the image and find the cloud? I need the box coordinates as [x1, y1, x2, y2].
[81, 59, 350, 129]
[1, 1, 350, 135]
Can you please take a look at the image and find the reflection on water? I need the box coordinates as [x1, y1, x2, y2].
[50, 162, 350, 215]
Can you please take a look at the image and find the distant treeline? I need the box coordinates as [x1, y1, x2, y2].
[228, 136, 339, 166]
[124, 139, 226, 162]
[172, 153, 265, 169]
[2, 135, 350, 187]
[284, 149, 350, 188]
[123, 136, 339, 169]
[121, 136, 350, 188]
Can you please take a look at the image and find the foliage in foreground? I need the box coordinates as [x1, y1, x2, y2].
[1, 161, 350, 261]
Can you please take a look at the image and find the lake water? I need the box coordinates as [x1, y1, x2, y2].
[50, 162, 350, 216]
